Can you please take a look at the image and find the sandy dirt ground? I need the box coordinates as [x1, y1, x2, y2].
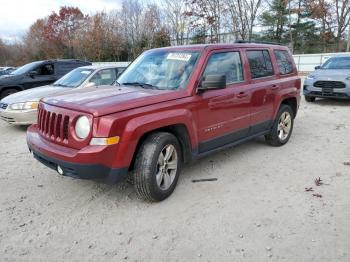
[0, 97, 350, 262]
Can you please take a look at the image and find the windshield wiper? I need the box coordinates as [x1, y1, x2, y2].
[53, 83, 69, 87]
[121, 82, 159, 89]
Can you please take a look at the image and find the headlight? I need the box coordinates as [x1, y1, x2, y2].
[23, 101, 39, 110]
[345, 76, 350, 81]
[306, 75, 316, 80]
[9, 101, 38, 111]
[75, 116, 90, 139]
[9, 103, 24, 110]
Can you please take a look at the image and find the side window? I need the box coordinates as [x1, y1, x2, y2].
[116, 67, 125, 77]
[36, 64, 54, 76]
[246, 50, 273, 79]
[274, 50, 293, 75]
[90, 69, 117, 85]
[202, 52, 244, 84]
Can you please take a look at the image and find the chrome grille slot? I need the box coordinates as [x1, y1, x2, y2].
[38, 107, 70, 142]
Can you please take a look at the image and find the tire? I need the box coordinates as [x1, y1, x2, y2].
[265, 104, 294, 147]
[305, 96, 316, 102]
[133, 132, 182, 202]
[0, 88, 19, 99]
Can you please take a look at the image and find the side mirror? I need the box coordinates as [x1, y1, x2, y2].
[198, 75, 226, 92]
[85, 82, 96, 88]
[28, 71, 38, 77]
[314, 65, 321, 70]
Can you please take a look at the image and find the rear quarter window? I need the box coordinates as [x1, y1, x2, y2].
[246, 50, 274, 79]
[274, 50, 294, 75]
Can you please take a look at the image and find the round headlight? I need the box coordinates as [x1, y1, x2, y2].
[75, 116, 90, 139]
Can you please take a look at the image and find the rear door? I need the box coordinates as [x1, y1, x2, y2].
[245, 49, 277, 134]
[194, 49, 252, 153]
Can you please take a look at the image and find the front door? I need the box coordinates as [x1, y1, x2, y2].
[24, 63, 56, 89]
[194, 50, 251, 154]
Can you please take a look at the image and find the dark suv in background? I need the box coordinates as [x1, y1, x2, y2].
[0, 59, 91, 99]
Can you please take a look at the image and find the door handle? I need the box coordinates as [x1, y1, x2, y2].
[237, 92, 248, 98]
[271, 84, 279, 90]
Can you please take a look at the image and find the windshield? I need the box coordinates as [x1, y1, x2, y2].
[10, 61, 42, 75]
[322, 57, 350, 69]
[53, 68, 94, 88]
[118, 50, 200, 90]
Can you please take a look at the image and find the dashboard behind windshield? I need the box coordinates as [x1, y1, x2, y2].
[53, 68, 94, 88]
[118, 50, 200, 90]
[10, 62, 42, 75]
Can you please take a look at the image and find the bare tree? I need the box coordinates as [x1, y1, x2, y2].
[226, 0, 263, 40]
[185, 0, 226, 43]
[163, 0, 190, 45]
[335, 0, 350, 51]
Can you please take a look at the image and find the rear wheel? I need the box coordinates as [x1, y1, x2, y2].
[265, 104, 294, 146]
[305, 96, 316, 102]
[133, 132, 182, 202]
[1, 88, 19, 99]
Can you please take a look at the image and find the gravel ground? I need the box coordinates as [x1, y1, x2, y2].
[0, 97, 349, 262]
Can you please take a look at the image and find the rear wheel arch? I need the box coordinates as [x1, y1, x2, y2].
[278, 97, 298, 118]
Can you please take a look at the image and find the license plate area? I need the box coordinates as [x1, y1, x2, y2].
[322, 88, 333, 96]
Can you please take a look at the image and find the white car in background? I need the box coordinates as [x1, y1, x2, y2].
[0, 65, 126, 125]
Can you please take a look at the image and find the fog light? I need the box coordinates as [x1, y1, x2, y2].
[57, 165, 64, 175]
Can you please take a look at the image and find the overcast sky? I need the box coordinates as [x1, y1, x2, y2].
[0, 0, 122, 42]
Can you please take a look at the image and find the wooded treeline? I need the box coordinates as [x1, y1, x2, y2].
[1, 0, 349, 66]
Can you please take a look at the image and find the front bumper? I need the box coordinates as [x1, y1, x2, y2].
[303, 79, 350, 99]
[27, 125, 128, 184]
[0, 109, 37, 125]
[303, 89, 350, 99]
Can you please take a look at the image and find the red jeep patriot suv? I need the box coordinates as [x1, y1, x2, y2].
[27, 43, 301, 201]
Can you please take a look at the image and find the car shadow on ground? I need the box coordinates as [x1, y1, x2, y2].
[69, 137, 269, 203]
[311, 98, 350, 106]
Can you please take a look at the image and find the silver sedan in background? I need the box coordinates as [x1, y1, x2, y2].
[0, 65, 126, 125]
[303, 55, 350, 102]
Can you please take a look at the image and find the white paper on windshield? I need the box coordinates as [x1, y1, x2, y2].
[81, 71, 91, 74]
[167, 53, 192, 62]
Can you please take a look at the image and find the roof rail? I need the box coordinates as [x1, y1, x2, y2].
[234, 40, 286, 46]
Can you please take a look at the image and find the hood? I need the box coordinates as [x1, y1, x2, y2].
[310, 69, 350, 80]
[42, 85, 188, 117]
[1, 85, 70, 104]
[0, 73, 23, 83]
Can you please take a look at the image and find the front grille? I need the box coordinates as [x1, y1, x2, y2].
[38, 107, 69, 142]
[0, 102, 8, 110]
[314, 81, 346, 89]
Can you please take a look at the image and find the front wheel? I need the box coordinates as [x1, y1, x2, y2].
[1, 88, 18, 99]
[133, 132, 182, 202]
[265, 105, 294, 146]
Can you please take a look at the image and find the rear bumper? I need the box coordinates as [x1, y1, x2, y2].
[0, 109, 37, 125]
[27, 125, 128, 184]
